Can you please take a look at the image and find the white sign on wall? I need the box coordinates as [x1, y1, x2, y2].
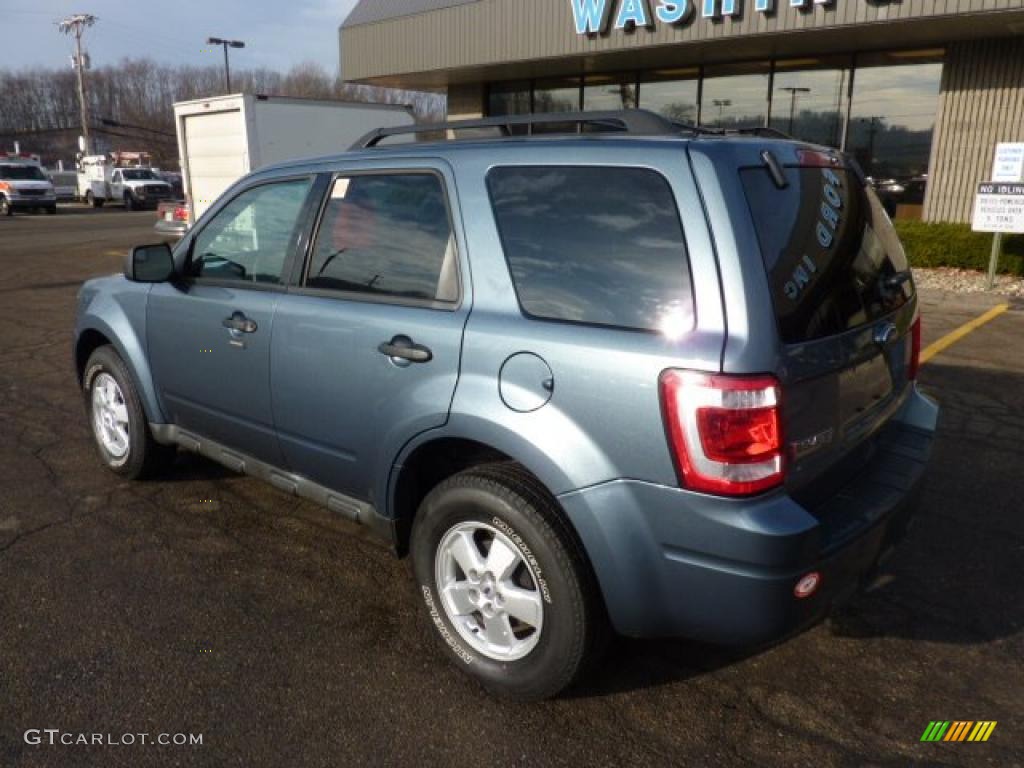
[972, 182, 1024, 234]
[991, 143, 1024, 183]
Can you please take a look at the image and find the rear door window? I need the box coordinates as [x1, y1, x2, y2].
[487, 166, 693, 334]
[741, 166, 912, 344]
[306, 173, 457, 304]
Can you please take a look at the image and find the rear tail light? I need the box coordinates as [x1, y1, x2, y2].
[908, 316, 922, 380]
[173, 205, 189, 222]
[660, 371, 785, 496]
[795, 148, 842, 168]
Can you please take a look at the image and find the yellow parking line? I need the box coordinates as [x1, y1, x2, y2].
[921, 303, 1010, 365]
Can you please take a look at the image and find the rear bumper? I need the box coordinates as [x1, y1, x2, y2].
[558, 386, 938, 644]
[154, 219, 188, 238]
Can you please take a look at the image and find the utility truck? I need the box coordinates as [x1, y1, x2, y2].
[170, 94, 414, 231]
[77, 152, 174, 210]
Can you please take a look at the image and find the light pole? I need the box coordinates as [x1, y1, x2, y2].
[207, 37, 245, 93]
[712, 99, 732, 124]
[59, 13, 97, 155]
[780, 86, 810, 134]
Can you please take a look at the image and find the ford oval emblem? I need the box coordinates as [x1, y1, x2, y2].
[873, 322, 899, 347]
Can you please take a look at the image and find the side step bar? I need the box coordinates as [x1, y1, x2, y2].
[149, 423, 396, 546]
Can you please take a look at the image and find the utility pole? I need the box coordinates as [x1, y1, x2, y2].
[59, 14, 97, 155]
[207, 37, 246, 93]
[780, 86, 810, 135]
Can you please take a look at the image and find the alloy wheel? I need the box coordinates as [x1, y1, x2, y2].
[434, 521, 545, 661]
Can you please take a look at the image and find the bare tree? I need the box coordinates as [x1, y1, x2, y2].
[0, 59, 445, 169]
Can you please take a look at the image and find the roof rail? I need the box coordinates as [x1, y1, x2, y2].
[350, 109, 684, 149]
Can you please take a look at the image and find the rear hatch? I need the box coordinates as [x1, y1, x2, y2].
[740, 153, 918, 508]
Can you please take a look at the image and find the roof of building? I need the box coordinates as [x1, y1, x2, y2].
[343, 0, 480, 28]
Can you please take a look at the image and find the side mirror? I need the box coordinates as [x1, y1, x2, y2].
[125, 243, 175, 283]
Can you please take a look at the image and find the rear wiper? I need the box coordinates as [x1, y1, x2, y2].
[760, 150, 789, 190]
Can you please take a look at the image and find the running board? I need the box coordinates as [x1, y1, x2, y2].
[149, 423, 395, 546]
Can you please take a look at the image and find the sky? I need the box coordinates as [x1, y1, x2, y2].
[0, 0, 360, 74]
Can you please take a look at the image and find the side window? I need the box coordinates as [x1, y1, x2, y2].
[190, 178, 312, 285]
[487, 166, 694, 334]
[306, 173, 457, 303]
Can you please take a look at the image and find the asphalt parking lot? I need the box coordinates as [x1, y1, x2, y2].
[1, 208, 1021, 767]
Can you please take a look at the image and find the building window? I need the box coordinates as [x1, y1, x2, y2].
[638, 68, 699, 123]
[488, 81, 531, 116]
[583, 74, 638, 111]
[770, 58, 849, 147]
[847, 50, 944, 219]
[532, 76, 582, 133]
[701, 62, 770, 129]
[533, 77, 581, 113]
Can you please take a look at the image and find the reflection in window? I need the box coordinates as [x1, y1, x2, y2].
[702, 63, 770, 129]
[191, 180, 311, 284]
[487, 166, 693, 335]
[584, 74, 637, 111]
[638, 69, 699, 123]
[770, 60, 849, 146]
[307, 174, 456, 303]
[533, 77, 581, 113]
[533, 77, 581, 133]
[847, 52, 943, 219]
[488, 81, 531, 116]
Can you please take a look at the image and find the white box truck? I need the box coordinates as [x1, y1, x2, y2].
[173, 94, 414, 226]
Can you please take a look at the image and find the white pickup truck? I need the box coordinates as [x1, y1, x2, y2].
[78, 155, 174, 210]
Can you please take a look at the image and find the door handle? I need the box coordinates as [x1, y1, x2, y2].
[378, 335, 432, 364]
[222, 312, 258, 334]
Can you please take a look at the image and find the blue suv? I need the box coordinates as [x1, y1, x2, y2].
[74, 111, 938, 699]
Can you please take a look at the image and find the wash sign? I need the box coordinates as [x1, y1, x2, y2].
[571, 0, 833, 32]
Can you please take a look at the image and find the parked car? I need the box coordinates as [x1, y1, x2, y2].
[0, 160, 57, 215]
[48, 170, 79, 203]
[73, 110, 938, 700]
[154, 200, 189, 239]
[155, 170, 184, 199]
[874, 175, 928, 218]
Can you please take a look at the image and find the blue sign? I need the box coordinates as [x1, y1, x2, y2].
[571, 0, 832, 32]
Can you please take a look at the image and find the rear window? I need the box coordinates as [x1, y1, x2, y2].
[741, 166, 912, 344]
[487, 166, 693, 334]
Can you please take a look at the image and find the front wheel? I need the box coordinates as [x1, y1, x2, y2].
[411, 463, 605, 700]
[83, 345, 173, 479]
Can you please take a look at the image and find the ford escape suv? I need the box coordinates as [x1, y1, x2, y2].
[74, 110, 937, 700]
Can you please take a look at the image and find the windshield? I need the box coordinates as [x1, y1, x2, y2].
[121, 169, 157, 180]
[0, 164, 47, 181]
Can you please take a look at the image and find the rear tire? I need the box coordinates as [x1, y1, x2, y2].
[411, 463, 605, 700]
[45, 205, 57, 215]
[83, 345, 173, 479]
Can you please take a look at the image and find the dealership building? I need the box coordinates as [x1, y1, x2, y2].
[340, 0, 1024, 223]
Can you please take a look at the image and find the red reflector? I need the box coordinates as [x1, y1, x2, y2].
[794, 572, 821, 599]
[908, 316, 922, 380]
[660, 371, 785, 496]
